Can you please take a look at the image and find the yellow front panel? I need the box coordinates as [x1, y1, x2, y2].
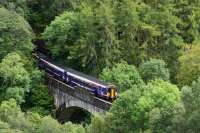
[111, 89, 114, 98]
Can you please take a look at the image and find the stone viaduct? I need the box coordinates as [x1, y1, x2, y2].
[45, 75, 111, 116]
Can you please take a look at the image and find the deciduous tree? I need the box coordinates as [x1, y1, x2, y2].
[108, 80, 182, 133]
[0, 52, 30, 104]
[0, 0, 28, 17]
[100, 62, 143, 93]
[139, 59, 170, 82]
[43, 1, 119, 75]
[177, 45, 200, 86]
[0, 7, 34, 60]
[180, 77, 200, 132]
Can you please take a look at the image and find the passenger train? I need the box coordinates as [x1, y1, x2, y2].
[34, 53, 117, 101]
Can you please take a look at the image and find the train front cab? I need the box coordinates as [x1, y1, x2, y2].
[107, 85, 118, 101]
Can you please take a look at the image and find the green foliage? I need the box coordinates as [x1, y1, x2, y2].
[139, 80, 183, 133]
[62, 122, 86, 133]
[24, 84, 53, 115]
[0, 52, 30, 104]
[37, 116, 63, 133]
[112, 0, 141, 65]
[42, 0, 196, 78]
[0, 0, 28, 17]
[0, 6, 48, 111]
[0, 99, 31, 131]
[0, 52, 47, 110]
[100, 62, 143, 92]
[33, 115, 86, 133]
[180, 77, 200, 132]
[86, 114, 107, 133]
[5, 87, 26, 104]
[114, 0, 184, 75]
[139, 59, 170, 82]
[173, 0, 200, 44]
[1, 0, 200, 132]
[22, 65, 53, 113]
[108, 80, 182, 133]
[43, 1, 120, 75]
[0, 7, 34, 59]
[108, 86, 144, 133]
[0, 99, 86, 133]
[135, 0, 197, 79]
[0, 120, 23, 133]
[177, 45, 200, 86]
[0, 0, 54, 118]
[0, 53, 30, 89]
[27, 0, 75, 34]
[0, 120, 10, 129]
[35, 114, 88, 133]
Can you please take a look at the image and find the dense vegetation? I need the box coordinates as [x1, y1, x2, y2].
[0, 0, 200, 132]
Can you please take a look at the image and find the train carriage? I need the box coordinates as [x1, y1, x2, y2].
[35, 53, 117, 101]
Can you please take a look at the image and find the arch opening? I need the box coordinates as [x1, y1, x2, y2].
[56, 105, 92, 125]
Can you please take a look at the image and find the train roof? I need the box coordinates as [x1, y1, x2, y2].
[36, 52, 110, 87]
[41, 58, 65, 72]
[66, 68, 109, 86]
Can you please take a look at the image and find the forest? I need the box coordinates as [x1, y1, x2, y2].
[0, 0, 200, 132]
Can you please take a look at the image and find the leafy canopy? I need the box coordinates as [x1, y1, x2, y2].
[177, 45, 200, 86]
[100, 62, 143, 93]
[27, 0, 76, 33]
[42, 0, 192, 78]
[43, 0, 119, 75]
[181, 77, 200, 132]
[0, 99, 86, 133]
[108, 80, 182, 133]
[0, 52, 30, 104]
[139, 59, 170, 82]
[0, 0, 28, 17]
[0, 7, 34, 60]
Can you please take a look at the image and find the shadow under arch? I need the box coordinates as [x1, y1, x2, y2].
[56, 104, 92, 124]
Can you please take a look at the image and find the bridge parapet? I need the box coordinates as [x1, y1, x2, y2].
[45, 75, 111, 114]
